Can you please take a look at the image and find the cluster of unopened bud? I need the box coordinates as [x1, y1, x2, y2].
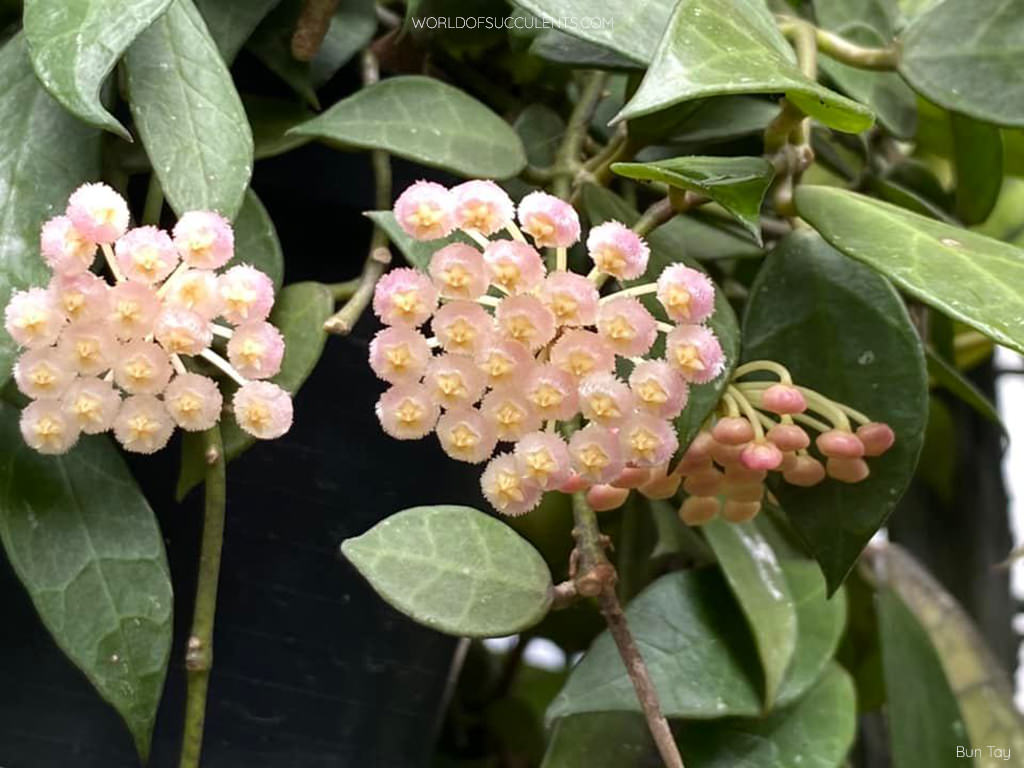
[3, 183, 293, 455]
[369, 179, 727, 516]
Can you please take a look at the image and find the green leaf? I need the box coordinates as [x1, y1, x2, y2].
[0, 34, 101, 389]
[612, 156, 775, 242]
[125, 0, 253, 220]
[0, 403, 172, 759]
[670, 214, 765, 262]
[951, 112, 1003, 225]
[194, 0, 279, 62]
[234, 189, 284, 290]
[309, 0, 376, 87]
[365, 210, 477, 271]
[513, 103, 566, 168]
[703, 518, 797, 708]
[341, 505, 554, 636]
[656, 96, 782, 147]
[900, 0, 1024, 128]
[246, 0, 319, 108]
[245, 95, 315, 160]
[23, 0, 172, 138]
[615, 0, 874, 133]
[742, 230, 928, 593]
[925, 349, 1003, 429]
[795, 185, 1024, 356]
[530, 28, 639, 70]
[289, 76, 527, 178]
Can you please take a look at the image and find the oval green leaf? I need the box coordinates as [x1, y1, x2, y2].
[951, 112, 1003, 225]
[194, 0, 280, 62]
[341, 505, 554, 636]
[234, 189, 284, 290]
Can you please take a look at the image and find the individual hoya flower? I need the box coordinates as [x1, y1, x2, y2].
[578, 372, 634, 428]
[4, 287, 66, 348]
[538, 271, 599, 327]
[514, 431, 572, 490]
[162, 269, 224, 319]
[51, 272, 110, 323]
[568, 423, 624, 484]
[114, 395, 174, 454]
[226, 321, 285, 379]
[233, 381, 293, 439]
[517, 191, 580, 248]
[451, 180, 515, 235]
[475, 338, 534, 390]
[58, 321, 118, 376]
[66, 182, 130, 244]
[14, 348, 75, 400]
[656, 264, 715, 324]
[154, 307, 213, 356]
[368, 326, 431, 384]
[596, 296, 657, 358]
[114, 340, 173, 395]
[436, 408, 497, 464]
[372, 267, 438, 328]
[619, 413, 678, 467]
[629, 360, 689, 419]
[20, 400, 80, 455]
[61, 377, 121, 434]
[480, 389, 540, 442]
[666, 324, 725, 384]
[482, 240, 545, 294]
[173, 210, 234, 269]
[495, 294, 556, 351]
[481, 452, 542, 516]
[115, 226, 179, 284]
[428, 243, 488, 300]
[393, 180, 455, 240]
[587, 221, 649, 280]
[432, 300, 492, 356]
[219, 265, 276, 325]
[549, 330, 615, 380]
[376, 383, 439, 439]
[424, 354, 486, 409]
[164, 373, 223, 432]
[524, 364, 578, 421]
[40, 215, 96, 275]
[108, 281, 160, 339]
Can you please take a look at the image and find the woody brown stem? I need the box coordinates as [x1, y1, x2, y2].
[291, 0, 341, 61]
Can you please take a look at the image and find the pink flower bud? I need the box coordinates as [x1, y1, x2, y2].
[723, 463, 767, 484]
[20, 399, 80, 454]
[587, 221, 649, 279]
[539, 271, 599, 327]
[376, 383, 439, 439]
[815, 429, 865, 459]
[620, 413, 678, 467]
[61, 377, 121, 434]
[4, 287, 66, 348]
[666, 324, 725, 384]
[611, 467, 651, 489]
[227, 321, 285, 379]
[550, 330, 614, 380]
[558, 473, 589, 493]
[436, 407, 497, 464]
[826, 457, 870, 483]
[712, 417, 755, 446]
[481, 452, 542, 516]
[66, 182, 129, 244]
[233, 381, 293, 439]
[587, 484, 629, 511]
[393, 181, 455, 240]
[372, 267, 438, 328]
[721, 500, 761, 523]
[678, 430, 715, 466]
[424, 354, 486, 408]
[656, 264, 715, 324]
[483, 240, 545, 294]
[722, 478, 764, 503]
[569, 424, 624, 484]
[164, 373, 223, 431]
[709, 439, 746, 467]
[219, 265, 276, 325]
[514, 431, 572, 490]
[107, 282, 160, 340]
[475, 338, 534, 390]
[115, 226, 179, 284]
[578, 372, 633, 428]
[173, 210, 234, 269]
[162, 269, 224, 319]
[59, 321, 118, 376]
[525, 364, 578, 421]
[114, 340, 173, 395]
[368, 326, 431, 384]
[114, 395, 174, 453]
[628, 360, 688, 420]
[760, 384, 806, 414]
[740, 441, 784, 471]
[451, 180, 514, 235]
[639, 466, 681, 499]
[428, 243, 488, 300]
[857, 422, 895, 457]
[14, 348, 75, 400]
[495, 294, 556, 350]
[766, 423, 810, 452]
[596, 296, 656, 357]
[432, 300, 492, 356]
[50, 273, 110, 323]
[679, 496, 718, 526]
[481, 390, 540, 442]
[517, 191, 580, 248]
[782, 455, 826, 487]
[154, 307, 213, 356]
[682, 467, 722, 496]
[40, 215, 96, 275]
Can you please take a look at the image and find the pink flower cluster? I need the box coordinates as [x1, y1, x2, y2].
[3, 183, 292, 455]
[370, 180, 727, 516]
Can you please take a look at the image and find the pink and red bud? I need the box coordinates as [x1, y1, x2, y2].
[679, 496, 718, 526]
[826, 457, 871, 483]
[760, 384, 807, 414]
[739, 440, 784, 471]
[782, 455, 826, 487]
[856, 422, 895, 457]
[766, 423, 810, 451]
[816, 429, 865, 459]
[587, 484, 630, 511]
[712, 417, 755, 446]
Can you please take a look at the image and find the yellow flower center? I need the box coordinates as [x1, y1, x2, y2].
[629, 428, 660, 462]
[17, 309, 47, 335]
[530, 383, 563, 410]
[385, 344, 412, 371]
[409, 203, 444, 230]
[636, 379, 667, 405]
[665, 285, 692, 314]
[74, 338, 101, 366]
[34, 416, 64, 447]
[493, 262, 522, 291]
[436, 372, 467, 399]
[116, 299, 141, 324]
[524, 214, 555, 241]
[578, 444, 609, 472]
[549, 293, 578, 323]
[133, 246, 162, 277]
[165, 329, 197, 355]
[71, 394, 101, 423]
[444, 318, 477, 350]
[495, 401, 525, 437]
[564, 351, 596, 378]
[173, 393, 202, 416]
[588, 394, 620, 420]
[604, 314, 635, 340]
[449, 424, 480, 451]
[124, 358, 155, 385]
[495, 470, 525, 506]
[29, 365, 56, 390]
[481, 351, 513, 380]
[391, 289, 422, 316]
[443, 264, 470, 290]
[63, 292, 86, 319]
[504, 314, 536, 344]
[594, 246, 626, 275]
[673, 344, 705, 373]
[523, 449, 556, 484]
[127, 414, 161, 441]
[462, 203, 496, 232]
[396, 398, 425, 425]
[240, 402, 271, 431]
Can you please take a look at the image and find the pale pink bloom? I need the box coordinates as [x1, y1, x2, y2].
[712, 417, 755, 446]
[376, 383, 439, 440]
[59, 321, 118, 376]
[451, 180, 514, 235]
[428, 243, 488, 300]
[474, 338, 534, 390]
[372, 267, 438, 328]
[107, 281, 160, 339]
[783, 455, 826, 487]
[393, 181, 455, 240]
[14, 347, 75, 400]
[549, 330, 614, 380]
[40, 215, 96, 275]
[115, 226, 179, 284]
[826, 457, 870, 483]
[480, 390, 541, 442]
[4, 287, 66, 348]
[539, 271, 599, 327]
[432, 300, 492, 356]
[50, 272, 110, 323]
[114, 395, 174, 454]
[514, 431, 573, 490]
[586, 221, 649, 280]
[679, 496, 720, 526]
[368, 326, 431, 384]
[815, 429, 865, 458]
[517, 191, 580, 248]
[494, 294, 556, 350]
[219, 265, 276, 325]
[620, 412, 678, 467]
[164, 373, 224, 431]
[766, 424, 810, 452]
[597, 296, 657, 357]
[227, 321, 285, 379]
[760, 384, 807, 415]
[233, 381, 293, 439]
[569, 423, 624, 484]
[61, 377, 121, 434]
[629, 360, 688, 419]
[436, 407, 497, 464]
[173, 210, 234, 269]
[20, 399, 80, 454]
[578, 372, 633, 428]
[154, 307, 213, 356]
[740, 441, 784, 471]
[856, 422, 895, 457]
[66, 183, 130, 244]
[424, 354, 486, 409]
[162, 269, 224, 319]
[524, 364, 578, 421]
[482, 240, 545, 294]
[656, 264, 715, 324]
[114, 340, 173, 395]
[666, 324, 725, 384]
[481, 452, 543, 516]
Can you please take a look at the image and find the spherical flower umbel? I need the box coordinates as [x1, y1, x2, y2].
[587, 221, 649, 280]
[372, 267, 438, 328]
[517, 191, 580, 248]
[394, 181, 455, 240]
[66, 183, 129, 244]
[451, 180, 514, 236]
[173, 211, 234, 269]
[233, 381, 293, 440]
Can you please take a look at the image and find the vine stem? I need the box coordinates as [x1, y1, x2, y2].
[777, 17, 900, 70]
[571, 492, 685, 768]
[178, 426, 227, 768]
[553, 72, 609, 199]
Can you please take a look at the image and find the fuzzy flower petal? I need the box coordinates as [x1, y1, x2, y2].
[436, 407, 497, 464]
[59, 321, 118, 376]
[428, 243, 488, 300]
[162, 269, 224, 319]
[21, 399, 80, 454]
[372, 267, 438, 328]
[219, 265, 276, 326]
[40, 215, 96, 275]
[226, 321, 285, 379]
[569, 423, 624, 484]
[424, 354, 486, 409]
[539, 271, 599, 327]
[368, 326, 431, 385]
[517, 191, 580, 248]
[14, 347, 76, 400]
[666, 324, 725, 384]
[432, 300, 493, 356]
[619, 413, 678, 467]
[628, 360, 689, 419]
[376, 383, 439, 439]
[474, 338, 534, 390]
[66, 183, 129, 244]
[495, 294, 556, 351]
[481, 452, 542, 516]
[4, 287, 66, 348]
[61, 377, 121, 434]
[114, 395, 174, 454]
[578, 372, 634, 428]
[597, 296, 657, 357]
[114, 340, 173, 395]
[514, 431, 573, 490]
[524, 364, 578, 421]
[549, 330, 615, 380]
[480, 389, 541, 442]
[115, 226, 179, 284]
[164, 373, 223, 431]
[107, 281, 160, 340]
[173, 210, 234, 269]
[482, 240, 545, 294]
[656, 264, 716, 324]
[154, 307, 212, 356]
[587, 221, 649, 279]
[50, 272, 110, 324]
[393, 181, 455, 240]
[452, 180, 514, 236]
[233, 381, 293, 439]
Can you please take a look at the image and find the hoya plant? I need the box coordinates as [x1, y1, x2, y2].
[0, 0, 1022, 765]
